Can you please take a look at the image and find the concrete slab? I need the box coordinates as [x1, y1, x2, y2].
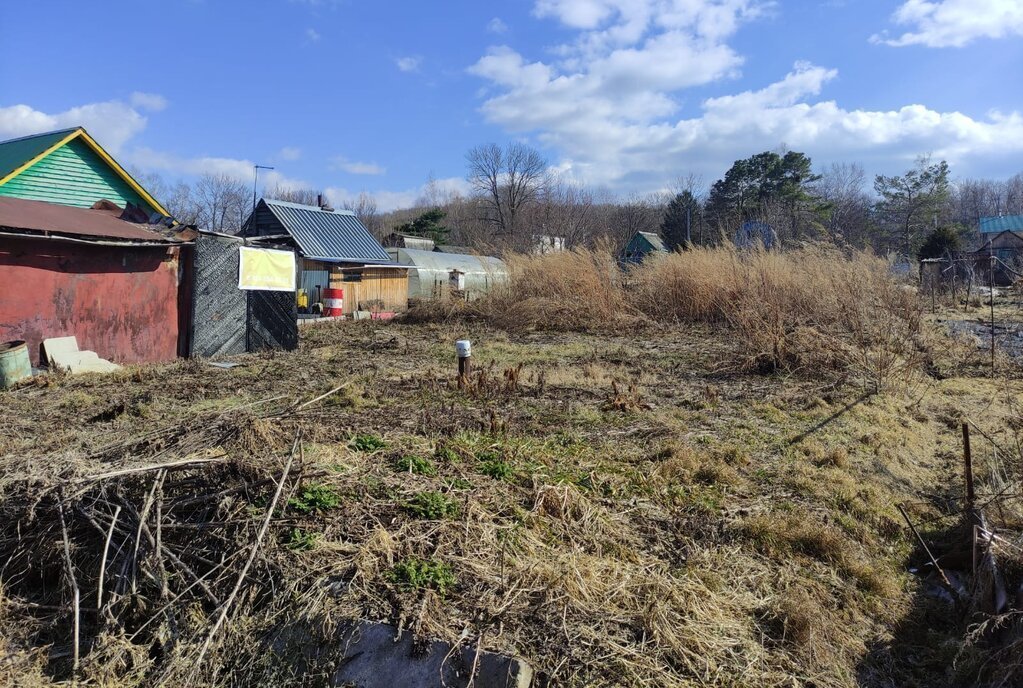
[42, 336, 80, 367]
[333, 621, 532, 688]
[42, 337, 121, 374]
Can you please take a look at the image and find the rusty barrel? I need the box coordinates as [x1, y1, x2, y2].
[0, 340, 31, 389]
[323, 287, 344, 317]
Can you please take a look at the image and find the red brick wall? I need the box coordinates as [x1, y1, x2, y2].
[0, 236, 183, 366]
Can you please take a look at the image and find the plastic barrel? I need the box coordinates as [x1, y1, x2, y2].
[323, 287, 344, 317]
[0, 340, 31, 389]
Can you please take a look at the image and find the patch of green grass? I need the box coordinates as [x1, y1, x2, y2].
[479, 458, 514, 480]
[434, 446, 461, 463]
[288, 483, 341, 514]
[388, 558, 456, 594]
[445, 477, 472, 490]
[393, 455, 437, 476]
[286, 527, 319, 551]
[405, 491, 459, 519]
[351, 434, 386, 452]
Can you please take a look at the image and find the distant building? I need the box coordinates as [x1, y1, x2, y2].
[979, 215, 1023, 235]
[532, 234, 566, 255]
[387, 248, 507, 300]
[734, 221, 778, 250]
[0, 127, 169, 217]
[970, 230, 1023, 286]
[242, 199, 408, 315]
[621, 231, 668, 265]
[382, 232, 436, 252]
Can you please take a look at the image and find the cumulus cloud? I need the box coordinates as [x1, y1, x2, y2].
[487, 17, 509, 33]
[871, 0, 1023, 48]
[129, 146, 311, 191]
[395, 56, 422, 73]
[325, 177, 470, 212]
[469, 0, 1023, 188]
[331, 156, 386, 175]
[0, 99, 149, 152]
[129, 92, 168, 112]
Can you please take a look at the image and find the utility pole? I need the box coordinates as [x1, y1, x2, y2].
[685, 204, 691, 246]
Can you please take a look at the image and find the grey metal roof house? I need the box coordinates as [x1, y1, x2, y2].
[387, 247, 508, 300]
[244, 198, 394, 263]
[241, 199, 409, 316]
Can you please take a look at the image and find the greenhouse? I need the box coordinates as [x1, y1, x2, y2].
[386, 248, 508, 300]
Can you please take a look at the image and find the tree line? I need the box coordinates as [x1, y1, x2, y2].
[132, 145, 1023, 258]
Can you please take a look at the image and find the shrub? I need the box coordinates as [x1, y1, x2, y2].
[388, 558, 456, 594]
[351, 434, 386, 452]
[479, 457, 514, 480]
[405, 491, 459, 519]
[393, 455, 437, 476]
[286, 528, 319, 551]
[288, 483, 341, 514]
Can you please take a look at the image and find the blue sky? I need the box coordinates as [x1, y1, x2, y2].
[1, 0, 1021, 209]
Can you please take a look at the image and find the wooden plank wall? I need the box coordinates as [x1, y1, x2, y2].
[329, 267, 409, 314]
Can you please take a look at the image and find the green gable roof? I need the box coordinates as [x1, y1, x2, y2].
[980, 215, 1023, 234]
[0, 128, 168, 216]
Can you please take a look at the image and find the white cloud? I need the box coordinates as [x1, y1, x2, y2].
[278, 146, 302, 161]
[325, 177, 470, 212]
[469, 0, 1023, 189]
[0, 99, 148, 152]
[129, 146, 311, 191]
[331, 156, 386, 175]
[487, 17, 509, 33]
[395, 56, 422, 73]
[129, 91, 168, 112]
[872, 0, 1023, 47]
[305, 27, 321, 42]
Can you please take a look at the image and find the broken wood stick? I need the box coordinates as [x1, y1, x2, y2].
[78, 453, 229, 483]
[58, 501, 81, 677]
[191, 432, 299, 672]
[97, 504, 121, 612]
[897, 503, 960, 602]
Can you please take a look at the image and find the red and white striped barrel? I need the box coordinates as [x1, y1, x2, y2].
[323, 287, 344, 317]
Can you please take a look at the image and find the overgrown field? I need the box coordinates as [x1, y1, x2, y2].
[1, 250, 1022, 686]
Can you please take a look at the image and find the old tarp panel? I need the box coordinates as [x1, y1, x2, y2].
[248, 290, 297, 351]
[189, 232, 298, 357]
[190, 233, 246, 357]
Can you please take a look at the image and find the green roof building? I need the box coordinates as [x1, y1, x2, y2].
[0, 127, 168, 216]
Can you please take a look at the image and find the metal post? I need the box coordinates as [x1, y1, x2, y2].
[456, 340, 472, 390]
[989, 252, 996, 373]
[252, 165, 275, 221]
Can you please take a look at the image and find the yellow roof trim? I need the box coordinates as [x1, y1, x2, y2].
[74, 129, 171, 217]
[0, 127, 171, 217]
[0, 128, 81, 187]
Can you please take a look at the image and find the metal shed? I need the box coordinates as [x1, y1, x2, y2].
[387, 248, 507, 300]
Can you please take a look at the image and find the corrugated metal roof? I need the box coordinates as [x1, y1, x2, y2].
[387, 247, 507, 274]
[0, 196, 172, 242]
[0, 128, 79, 182]
[980, 215, 1023, 233]
[637, 231, 667, 252]
[263, 199, 390, 262]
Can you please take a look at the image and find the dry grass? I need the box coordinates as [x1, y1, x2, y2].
[419, 244, 928, 388]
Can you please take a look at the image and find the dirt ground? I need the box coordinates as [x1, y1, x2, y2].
[1, 318, 1020, 687]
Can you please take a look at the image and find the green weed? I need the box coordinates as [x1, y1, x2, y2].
[288, 483, 341, 514]
[388, 558, 456, 594]
[351, 434, 386, 451]
[286, 528, 318, 551]
[393, 455, 437, 476]
[405, 491, 459, 519]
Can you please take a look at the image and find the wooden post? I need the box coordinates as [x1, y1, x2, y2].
[989, 253, 996, 374]
[963, 422, 975, 510]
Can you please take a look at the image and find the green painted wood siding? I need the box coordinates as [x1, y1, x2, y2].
[0, 138, 156, 214]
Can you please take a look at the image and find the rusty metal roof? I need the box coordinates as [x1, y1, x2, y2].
[0, 196, 171, 242]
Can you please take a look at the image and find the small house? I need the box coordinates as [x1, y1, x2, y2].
[970, 230, 1023, 286]
[0, 127, 169, 216]
[979, 215, 1023, 236]
[622, 231, 668, 264]
[0, 196, 186, 365]
[387, 248, 507, 300]
[242, 199, 408, 316]
[0, 127, 188, 366]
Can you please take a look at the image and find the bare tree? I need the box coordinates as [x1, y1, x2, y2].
[262, 184, 326, 207]
[341, 192, 381, 236]
[466, 142, 548, 238]
[815, 163, 872, 247]
[194, 173, 249, 233]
